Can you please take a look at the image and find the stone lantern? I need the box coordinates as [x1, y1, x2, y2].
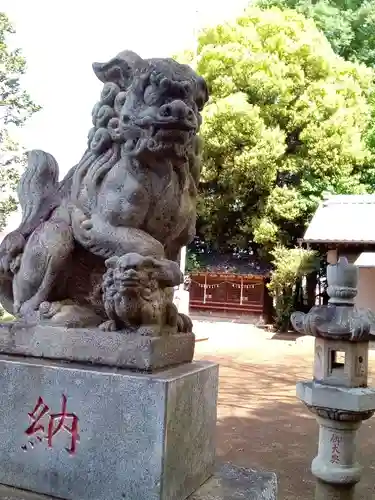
[291, 257, 375, 499]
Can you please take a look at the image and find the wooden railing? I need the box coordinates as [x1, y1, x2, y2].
[189, 272, 267, 315]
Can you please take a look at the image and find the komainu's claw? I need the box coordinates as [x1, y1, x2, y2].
[99, 319, 118, 332]
[177, 313, 193, 333]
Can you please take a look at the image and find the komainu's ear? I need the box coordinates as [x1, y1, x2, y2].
[92, 58, 132, 88]
[92, 50, 145, 88]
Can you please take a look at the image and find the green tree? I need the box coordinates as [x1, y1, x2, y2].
[191, 6, 373, 253]
[267, 245, 319, 330]
[256, 0, 375, 67]
[186, 249, 202, 272]
[0, 12, 40, 232]
[253, 0, 375, 190]
[360, 90, 375, 190]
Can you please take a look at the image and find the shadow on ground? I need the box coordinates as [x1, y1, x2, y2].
[196, 353, 375, 500]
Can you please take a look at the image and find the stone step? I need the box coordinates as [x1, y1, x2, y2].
[0, 464, 277, 500]
[190, 463, 277, 499]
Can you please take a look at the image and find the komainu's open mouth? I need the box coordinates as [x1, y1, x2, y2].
[152, 119, 194, 131]
[153, 127, 191, 144]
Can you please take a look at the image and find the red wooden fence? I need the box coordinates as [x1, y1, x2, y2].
[189, 272, 267, 315]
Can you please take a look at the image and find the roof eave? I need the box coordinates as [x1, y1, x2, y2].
[303, 239, 375, 244]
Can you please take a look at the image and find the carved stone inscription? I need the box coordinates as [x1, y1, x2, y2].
[330, 433, 342, 464]
[23, 395, 79, 455]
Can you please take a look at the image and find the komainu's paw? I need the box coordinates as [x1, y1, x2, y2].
[99, 319, 118, 332]
[71, 208, 93, 245]
[39, 301, 103, 328]
[177, 313, 193, 333]
[39, 301, 62, 319]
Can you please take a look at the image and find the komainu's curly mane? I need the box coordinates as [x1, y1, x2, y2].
[69, 52, 207, 215]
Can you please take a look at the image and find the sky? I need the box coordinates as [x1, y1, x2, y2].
[1, 0, 249, 231]
[3, 0, 249, 173]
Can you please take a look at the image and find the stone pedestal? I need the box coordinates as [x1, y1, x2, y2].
[0, 323, 195, 371]
[0, 357, 217, 500]
[0, 324, 278, 500]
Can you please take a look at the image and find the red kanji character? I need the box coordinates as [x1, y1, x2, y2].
[25, 397, 50, 436]
[331, 453, 340, 464]
[332, 443, 340, 454]
[47, 395, 79, 454]
[330, 433, 342, 444]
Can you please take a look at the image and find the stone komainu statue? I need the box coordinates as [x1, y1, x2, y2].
[0, 51, 208, 333]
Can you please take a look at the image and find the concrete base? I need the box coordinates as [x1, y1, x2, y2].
[0, 463, 278, 500]
[0, 357, 218, 500]
[0, 323, 195, 371]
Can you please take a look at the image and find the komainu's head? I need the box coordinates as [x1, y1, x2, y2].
[88, 50, 209, 162]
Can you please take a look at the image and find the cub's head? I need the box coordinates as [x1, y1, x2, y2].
[89, 50, 208, 161]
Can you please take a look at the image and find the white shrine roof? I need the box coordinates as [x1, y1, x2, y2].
[304, 194, 375, 244]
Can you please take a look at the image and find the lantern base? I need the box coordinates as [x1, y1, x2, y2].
[315, 479, 355, 500]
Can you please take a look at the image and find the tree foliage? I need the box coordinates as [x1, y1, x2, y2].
[267, 246, 319, 330]
[0, 12, 40, 232]
[186, 249, 202, 272]
[190, 6, 373, 253]
[256, 0, 375, 68]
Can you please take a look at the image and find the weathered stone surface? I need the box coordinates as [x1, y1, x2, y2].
[0, 50, 208, 337]
[291, 257, 372, 342]
[312, 337, 369, 388]
[0, 463, 278, 500]
[293, 256, 375, 497]
[315, 479, 356, 500]
[0, 485, 55, 500]
[0, 323, 195, 371]
[0, 358, 218, 500]
[311, 417, 362, 487]
[297, 380, 375, 413]
[190, 463, 278, 499]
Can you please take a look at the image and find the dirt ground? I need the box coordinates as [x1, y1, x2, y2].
[193, 320, 375, 500]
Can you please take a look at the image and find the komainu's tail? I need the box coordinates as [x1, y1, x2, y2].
[17, 150, 61, 237]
